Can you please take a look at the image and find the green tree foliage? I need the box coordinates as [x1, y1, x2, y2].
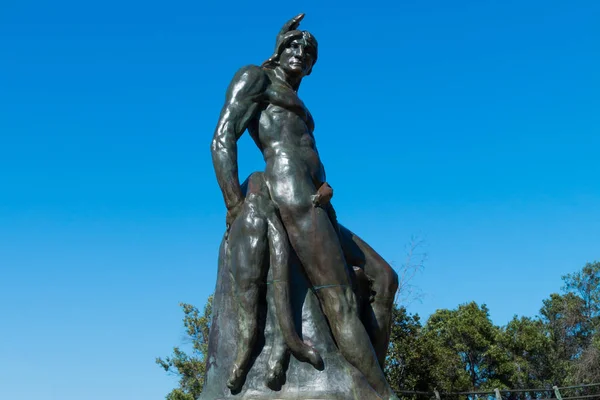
[385, 305, 432, 394]
[383, 261, 600, 393]
[573, 334, 600, 383]
[422, 302, 504, 391]
[563, 261, 600, 325]
[385, 302, 513, 393]
[496, 316, 552, 390]
[539, 292, 586, 384]
[562, 261, 600, 384]
[156, 297, 213, 400]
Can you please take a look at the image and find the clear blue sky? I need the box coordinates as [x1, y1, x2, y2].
[1, 0, 599, 398]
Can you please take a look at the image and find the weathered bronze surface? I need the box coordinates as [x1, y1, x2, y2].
[203, 14, 399, 400]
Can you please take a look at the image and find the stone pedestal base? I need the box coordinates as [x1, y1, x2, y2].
[199, 236, 383, 400]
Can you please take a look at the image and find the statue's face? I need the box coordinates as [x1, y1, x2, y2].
[279, 38, 315, 77]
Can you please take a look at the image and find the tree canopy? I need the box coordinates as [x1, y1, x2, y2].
[156, 297, 212, 400]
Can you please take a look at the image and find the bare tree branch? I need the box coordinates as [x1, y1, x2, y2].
[395, 234, 427, 305]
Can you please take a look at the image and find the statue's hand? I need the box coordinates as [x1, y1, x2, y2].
[226, 201, 244, 230]
[311, 182, 334, 207]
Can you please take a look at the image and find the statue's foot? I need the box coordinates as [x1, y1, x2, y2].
[305, 347, 324, 370]
[265, 360, 285, 390]
[226, 364, 246, 392]
[266, 341, 289, 390]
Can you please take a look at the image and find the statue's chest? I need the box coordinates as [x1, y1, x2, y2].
[265, 85, 314, 132]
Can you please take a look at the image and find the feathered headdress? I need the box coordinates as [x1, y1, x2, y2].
[262, 13, 318, 73]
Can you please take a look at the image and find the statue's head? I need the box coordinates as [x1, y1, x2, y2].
[262, 14, 318, 77]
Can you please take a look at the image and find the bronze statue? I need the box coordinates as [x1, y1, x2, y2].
[205, 14, 399, 400]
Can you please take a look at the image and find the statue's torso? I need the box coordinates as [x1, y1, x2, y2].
[248, 69, 326, 187]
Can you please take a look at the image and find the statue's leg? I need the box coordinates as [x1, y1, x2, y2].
[227, 216, 268, 391]
[267, 172, 399, 400]
[265, 205, 323, 388]
[339, 224, 399, 368]
[265, 283, 290, 389]
[264, 207, 290, 389]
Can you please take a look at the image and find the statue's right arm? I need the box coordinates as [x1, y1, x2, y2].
[211, 65, 268, 211]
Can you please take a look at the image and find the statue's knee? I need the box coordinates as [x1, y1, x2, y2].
[340, 288, 359, 316]
[387, 266, 399, 294]
[322, 288, 357, 318]
[373, 261, 398, 296]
